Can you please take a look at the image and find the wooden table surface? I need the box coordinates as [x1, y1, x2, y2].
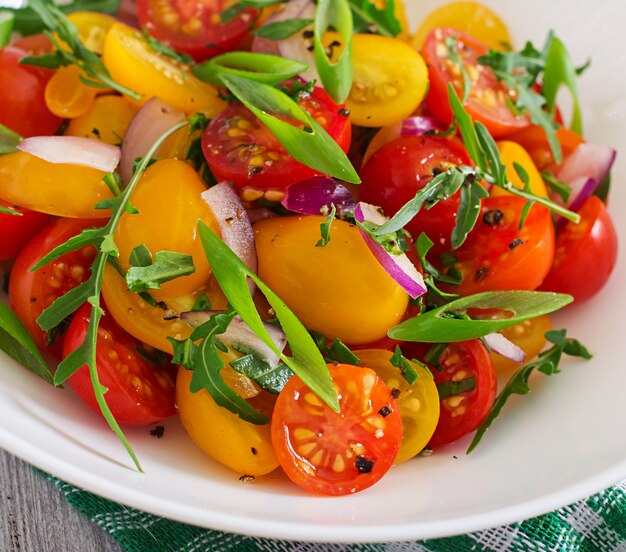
[0, 449, 122, 552]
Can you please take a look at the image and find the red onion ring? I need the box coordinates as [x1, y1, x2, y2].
[120, 97, 185, 184]
[281, 176, 356, 216]
[354, 202, 427, 299]
[180, 311, 287, 369]
[557, 142, 617, 193]
[17, 136, 120, 172]
[483, 332, 526, 364]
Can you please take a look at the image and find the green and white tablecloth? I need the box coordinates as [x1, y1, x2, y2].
[48, 476, 626, 551]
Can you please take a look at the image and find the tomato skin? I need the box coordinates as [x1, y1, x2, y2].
[63, 303, 177, 426]
[9, 218, 98, 357]
[359, 134, 472, 253]
[137, 0, 257, 62]
[508, 125, 584, 171]
[0, 201, 50, 261]
[202, 87, 351, 200]
[490, 315, 552, 372]
[491, 141, 548, 198]
[403, 340, 496, 448]
[439, 196, 555, 296]
[0, 47, 62, 138]
[271, 364, 403, 496]
[539, 196, 618, 303]
[422, 28, 529, 138]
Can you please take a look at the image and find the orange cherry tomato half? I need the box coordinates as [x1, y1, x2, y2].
[422, 28, 530, 138]
[63, 303, 177, 426]
[271, 364, 402, 496]
[508, 125, 585, 171]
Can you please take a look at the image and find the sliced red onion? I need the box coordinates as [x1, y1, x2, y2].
[201, 183, 257, 292]
[483, 332, 526, 364]
[180, 311, 287, 369]
[252, 0, 317, 82]
[120, 97, 185, 183]
[281, 176, 356, 216]
[17, 136, 120, 172]
[557, 142, 617, 193]
[401, 116, 442, 137]
[565, 177, 598, 213]
[354, 202, 427, 299]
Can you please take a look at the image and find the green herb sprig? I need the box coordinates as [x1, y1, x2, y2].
[254, 18, 313, 41]
[349, 0, 402, 37]
[21, 0, 141, 101]
[0, 124, 22, 155]
[467, 329, 591, 452]
[221, 0, 285, 24]
[0, 11, 15, 48]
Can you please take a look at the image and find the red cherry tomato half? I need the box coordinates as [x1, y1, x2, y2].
[438, 196, 555, 296]
[202, 87, 351, 200]
[271, 364, 402, 496]
[0, 201, 50, 261]
[422, 28, 530, 138]
[63, 303, 177, 426]
[539, 196, 618, 303]
[0, 46, 62, 138]
[403, 340, 496, 448]
[359, 134, 473, 254]
[137, 0, 257, 62]
[9, 218, 98, 357]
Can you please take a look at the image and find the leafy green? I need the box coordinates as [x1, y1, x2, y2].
[349, 0, 402, 37]
[311, 331, 361, 365]
[314, 0, 353, 104]
[197, 221, 339, 412]
[437, 376, 476, 400]
[541, 170, 572, 203]
[467, 329, 591, 453]
[0, 124, 22, 155]
[316, 204, 336, 247]
[221, 0, 285, 24]
[141, 28, 194, 65]
[389, 346, 418, 384]
[254, 18, 313, 40]
[193, 52, 309, 86]
[217, 73, 360, 184]
[594, 172, 611, 203]
[191, 293, 212, 312]
[445, 34, 471, 102]
[450, 178, 488, 249]
[389, 291, 573, 343]
[0, 205, 21, 216]
[0, 301, 54, 385]
[126, 251, 196, 293]
[0, 11, 15, 48]
[230, 354, 293, 394]
[21, 0, 140, 101]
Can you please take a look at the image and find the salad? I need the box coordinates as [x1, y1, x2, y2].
[0, 0, 618, 498]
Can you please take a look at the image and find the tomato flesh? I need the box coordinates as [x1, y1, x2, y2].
[202, 87, 351, 201]
[271, 364, 402, 495]
[63, 303, 177, 426]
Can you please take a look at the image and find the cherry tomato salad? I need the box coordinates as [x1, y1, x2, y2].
[0, 0, 618, 496]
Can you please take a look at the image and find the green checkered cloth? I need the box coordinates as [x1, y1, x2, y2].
[48, 477, 626, 551]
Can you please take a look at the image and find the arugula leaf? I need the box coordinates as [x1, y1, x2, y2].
[594, 172, 611, 203]
[0, 301, 54, 385]
[230, 353, 294, 394]
[254, 18, 313, 41]
[448, 84, 486, 171]
[197, 221, 339, 412]
[349, 0, 402, 37]
[437, 376, 476, 400]
[445, 34, 471, 102]
[128, 244, 152, 268]
[316, 204, 336, 247]
[389, 291, 573, 343]
[221, 0, 285, 23]
[310, 331, 361, 365]
[0, 124, 22, 155]
[141, 28, 194, 65]
[30, 227, 106, 271]
[314, 0, 353, 104]
[168, 337, 196, 370]
[125, 251, 196, 293]
[467, 329, 591, 452]
[0, 205, 21, 216]
[0, 11, 14, 48]
[21, 0, 140, 101]
[389, 346, 418, 384]
[415, 233, 461, 287]
[541, 170, 572, 203]
[193, 52, 309, 86]
[450, 178, 488, 249]
[217, 73, 360, 184]
[191, 293, 212, 312]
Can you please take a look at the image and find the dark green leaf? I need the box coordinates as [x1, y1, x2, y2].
[36, 278, 95, 331]
[390, 346, 417, 384]
[594, 172, 611, 202]
[448, 85, 486, 172]
[475, 122, 506, 187]
[191, 293, 212, 312]
[194, 52, 309, 86]
[254, 18, 313, 40]
[437, 376, 476, 400]
[415, 233, 460, 286]
[103, 172, 123, 197]
[0, 301, 54, 385]
[220, 0, 285, 23]
[349, 0, 401, 37]
[126, 251, 195, 292]
[316, 203, 336, 247]
[389, 291, 573, 342]
[0, 124, 21, 155]
[230, 354, 294, 394]
[168, 337, 197, 370]
[197, 221, 339, 411]
[328, 338, 360, 365]
[314, 0, 353, 104]
[541, 170, 572, 203]
[129, 244, 153, 268]
[424, 342, 448, 370]
[450, 179, 488, 249]
[218, 73, 360, 184]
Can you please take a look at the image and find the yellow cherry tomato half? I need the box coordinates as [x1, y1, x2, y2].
[356, 349, 440, 463]
[102, 22, 226, 115]
[347, 34, 429, 127]
[66, 11, 116, 54]
[45, 65, 99, 119]
[177, 367, 279, 476]
[491, 141, 549, 199]
[412, 1, 512, 52]
[65, 94, 138, 144]
[0, 152, 112, 218]
[490, 314, 552, 372]
[114, 159, 220, 300]
[254, 216, 409, 345]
